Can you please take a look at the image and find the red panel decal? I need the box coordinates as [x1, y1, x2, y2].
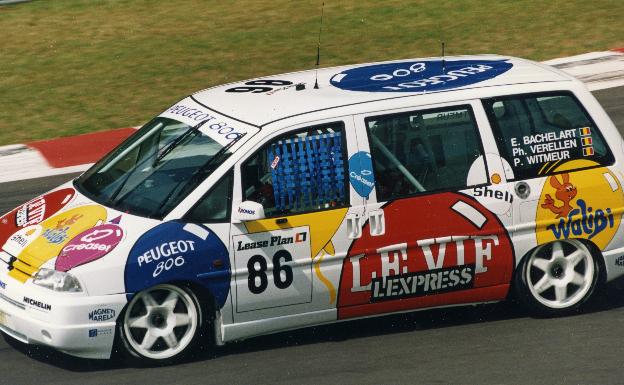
[0, 188, 76, 246]
[337, 193, 513, 319]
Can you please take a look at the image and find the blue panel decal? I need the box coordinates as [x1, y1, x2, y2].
[330, 59, 513, 93]
[124, 222, 230, 308]
[349, 151, 375, 198]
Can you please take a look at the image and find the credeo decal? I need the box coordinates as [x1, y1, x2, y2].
[88, 308, 116, 322]
[348, 151, 375, 198]
[536, 160, 624, 250]
[56, 223, 124, 272]
[23, 296, 51, 311]
[330, 59, 513, 93]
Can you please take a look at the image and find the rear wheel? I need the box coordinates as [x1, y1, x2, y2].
[119, 284, 205, 364]
[514, 239, 599, 316]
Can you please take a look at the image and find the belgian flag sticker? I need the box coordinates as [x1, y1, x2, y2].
[579, 127, 592, 136]
[581, 137, 593, 146]
[583, 147, 595, 156]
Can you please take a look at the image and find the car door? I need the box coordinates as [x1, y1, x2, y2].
[229, 118, 366, 324]
[337, 101, 516, 320]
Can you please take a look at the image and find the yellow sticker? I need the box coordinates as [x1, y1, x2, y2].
[536, 160, 623, 250]
[9, 205, 107, 282]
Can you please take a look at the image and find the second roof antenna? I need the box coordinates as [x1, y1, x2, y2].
[314, 2, 325, 89]
[441, 41, 446, 74]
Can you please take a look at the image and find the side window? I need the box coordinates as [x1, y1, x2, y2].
[185, 170, 233, 223]
[242, 122, 348, 217]
[366, 105, 486, 202]
[483, 92, 614, 180]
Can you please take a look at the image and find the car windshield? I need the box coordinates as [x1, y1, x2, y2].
[75, 117, 240, 219]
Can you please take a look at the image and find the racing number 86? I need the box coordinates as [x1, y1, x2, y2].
[226, 79, 293, 93]
[247, 250, 294, 294]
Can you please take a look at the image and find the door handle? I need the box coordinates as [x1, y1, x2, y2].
[369, 209, 385, 236]
[346, 214, 362, 239]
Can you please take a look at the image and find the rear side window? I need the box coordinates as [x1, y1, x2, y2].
[483, 92, 614, 180]
[365, 105, 486, 202]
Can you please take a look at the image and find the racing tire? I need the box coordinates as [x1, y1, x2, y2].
[117, 284, 207, 365]
[514, 239, 600, 317]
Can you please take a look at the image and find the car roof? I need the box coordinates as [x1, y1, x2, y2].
[191, 54, 576, 128]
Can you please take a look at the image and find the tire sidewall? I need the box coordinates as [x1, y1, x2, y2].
[115, 284, 207, 366]
[514, 240, 600, 317]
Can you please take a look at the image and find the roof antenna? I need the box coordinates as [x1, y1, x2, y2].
[441, 41, 446, 74]
[314, 2, 325, 89]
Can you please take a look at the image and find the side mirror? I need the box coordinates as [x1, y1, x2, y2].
[233, 201, 265, 222]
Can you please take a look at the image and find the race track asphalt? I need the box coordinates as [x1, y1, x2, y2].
[1, 87, 624, 385]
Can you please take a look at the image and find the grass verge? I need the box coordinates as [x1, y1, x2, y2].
[0, 0, 622, 144]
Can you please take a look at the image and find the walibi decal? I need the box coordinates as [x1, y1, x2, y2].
[330, 59, 513, 93]
[536, 160, 624, 250]
[337, 193, 514, 319]
[124, 222, 231, 308]
[349, 151, 375, 199]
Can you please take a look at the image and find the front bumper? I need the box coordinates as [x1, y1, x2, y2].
[0, 269, 127, 360]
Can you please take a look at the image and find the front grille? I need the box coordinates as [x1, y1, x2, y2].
[9, 259, 36, 282]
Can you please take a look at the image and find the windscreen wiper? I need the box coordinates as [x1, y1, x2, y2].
[106, 119, 209, 206]
[155, 132, 247, 217]
[153, 118, 210, 166]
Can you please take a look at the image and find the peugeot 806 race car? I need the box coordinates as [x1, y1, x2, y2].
[2, 55, 624, 364]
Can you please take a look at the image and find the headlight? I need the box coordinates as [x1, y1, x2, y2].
[32, 268, 83, 292]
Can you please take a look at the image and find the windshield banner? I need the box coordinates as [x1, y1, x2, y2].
[159, 97, 251, 146]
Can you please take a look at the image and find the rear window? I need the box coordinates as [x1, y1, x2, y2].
[483, 92, 613, 180]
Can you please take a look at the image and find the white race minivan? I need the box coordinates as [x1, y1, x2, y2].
[1, 55, 623, 364]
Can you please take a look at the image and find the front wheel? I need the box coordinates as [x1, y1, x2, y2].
[514, 239, 600, 316]
[118, 284, 205, 364]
